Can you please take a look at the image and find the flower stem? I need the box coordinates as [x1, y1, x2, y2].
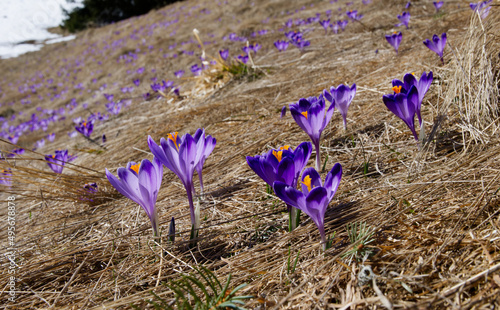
[289, 206, 298, 231]
[314, 140, 321, 171]
[185, 182, 198, 231]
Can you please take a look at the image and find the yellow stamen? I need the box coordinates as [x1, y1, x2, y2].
[303, 175, 313, 192]
[51, 155, 55, 158]
[83, 121, 87, 127]
[280, 145, 290, 151]
[273, 150, 283, 162]
[168, 132, 179, 150]
[411, 72, 415, 76]
[301, 111, 308, 119]
[392, 85, 402, 94]
[130, 163, 140, 174]
[393, 31, 398, 34]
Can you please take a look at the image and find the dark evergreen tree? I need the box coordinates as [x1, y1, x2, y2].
[61, 0, 183, 32]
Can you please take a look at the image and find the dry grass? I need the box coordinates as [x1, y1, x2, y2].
[1, 0, 500, 309]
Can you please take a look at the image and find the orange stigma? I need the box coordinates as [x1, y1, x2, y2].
[392, 85, 402, 94]
[168, 132, 179, 150]
[272, 150, 283, 162]
[303, 175, 313, 192]
[130, 163, 140, 174]
[393, 31, 398, 34]
[301, 111, 308, 119]
[273, 145, 290, 162]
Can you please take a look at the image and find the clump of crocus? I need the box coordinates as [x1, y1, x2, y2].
[75, 119, 93, 137]
[45, 150, 77, 174]
[470, 1, 492, 19]
[289, 94, 334, 171]
[274, 40, 289, 52]
[106, 159, 163, 239]
[391, 71, 433, 128]
[323, 84, 357, 130]
[246, 142, 312, 231]
[346, 10, 364, 21]
[396, 12, 410, 29]
[289, 31, 310, 50]
[148, 129, 216, 239]
[423, 33, 447, 64]
[433, 1, 444, 12]
[273, 163, 342, 250]
[385, 32, 402, 54]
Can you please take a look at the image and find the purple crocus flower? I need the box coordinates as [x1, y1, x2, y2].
[45, 149, 77, 174]
[346, 10, 364, 21]
[273, 163, 342, 250]
[34, 138, 45, 150]
[219, 49, 229, 61]
[133, 79, 141, 86]
[385, 32, 402, 54]
[396, 12, 411, 29]
[174, 70, 185, 78]
[75, 119, 93, 137]
[382, 85, 420, 141]
[405, 1, 411, 9]
[281, 106, 287, 118]
[323, 83, 357, 130]
[423, 33, 446, 64]
[193, 128, 216, 195]
[319, 19, 331, 34]
[433, 1, 443, 12]
[274, 40, 289, 52]
[47, 133, 55, 142]
[148, 131, 214, 235]
[391, 71, 433, 127]
[0, 168, 12, 187]
[289, 31, 310, 49]
[251, 43, 261, 54]
[242, 46, 251, 55]
[246, 142, 312, 189]
[83, 182, 98, 193]
[106, 158, 163, 238]
[289, 95, 335, 171]
[237, 54, 249, 64]
[247, 142, 312, 231]
[338, 20, 348, 31]
[191, 64, 202, 76]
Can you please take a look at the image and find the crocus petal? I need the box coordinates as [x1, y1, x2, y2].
[107, 168, 141, 205]
[138, 159, 160, 216]
[273, 181, 306, 209]
[304, 186, 329, 231]
[276, 157, 296, 185]
[323, 163, 343, 200]
[300, 167, 322, 195]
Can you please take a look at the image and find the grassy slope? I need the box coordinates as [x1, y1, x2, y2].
[1, 0, 499, 308]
